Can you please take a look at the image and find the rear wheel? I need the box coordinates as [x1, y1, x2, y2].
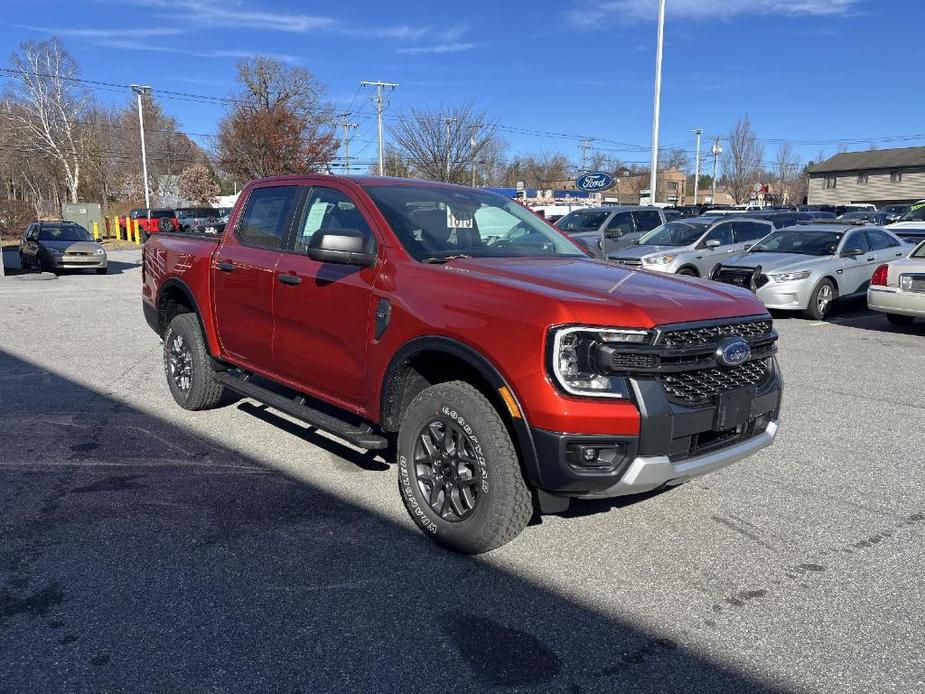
[804, 279, 836, 320]
[163, 313, 226, 410]
[397, 381, 533, 554]
[886, 313, 915, 325]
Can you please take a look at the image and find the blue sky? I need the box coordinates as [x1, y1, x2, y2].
[2, 0, 922, 171]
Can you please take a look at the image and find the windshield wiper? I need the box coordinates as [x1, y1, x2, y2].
[423, 254, 473, 264]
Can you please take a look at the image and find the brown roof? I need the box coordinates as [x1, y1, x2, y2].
[809, 146, 925, 174]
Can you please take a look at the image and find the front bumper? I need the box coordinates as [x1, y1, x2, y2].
[868, 287, 925, 317]
[755, 280, 814, 310]
[527, 359, 782, 497]
[50, 254, 107, 269]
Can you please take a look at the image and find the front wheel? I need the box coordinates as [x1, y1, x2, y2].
[163, 313, 226, 410]
[676, 267, 699, 277]
[804, 279, 837, 320]
[397, 381, 534, 554]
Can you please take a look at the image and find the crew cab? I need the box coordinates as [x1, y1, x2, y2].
[142, 175, 783, 553]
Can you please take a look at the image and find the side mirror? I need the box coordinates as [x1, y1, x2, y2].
[308, 229, 376, 266]
[841, 247, 864, 258]
[704, 239, 721, 248]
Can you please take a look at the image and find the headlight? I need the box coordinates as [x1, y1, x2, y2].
[47, 247, 62, 255]
[770, 270, 812, 283]
[643, 255, 675, 265]
[549, 326, 651, 398]
[94, 247, 106, 255]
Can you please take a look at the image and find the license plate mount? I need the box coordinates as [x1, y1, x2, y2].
[715, 385, 757, 431]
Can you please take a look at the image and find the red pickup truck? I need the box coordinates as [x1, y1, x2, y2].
[142, 175, 782, 553]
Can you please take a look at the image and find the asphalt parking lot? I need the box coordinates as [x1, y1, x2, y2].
[1, 247, 923, 694]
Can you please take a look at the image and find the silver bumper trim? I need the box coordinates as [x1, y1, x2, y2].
[578, 420, 778, 499]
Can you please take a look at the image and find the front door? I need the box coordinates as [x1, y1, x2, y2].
[213, 184, 301, 369]
[838, 230, 873, 294]
[693, 220, 736, 275]
[272, 184, 380, 410]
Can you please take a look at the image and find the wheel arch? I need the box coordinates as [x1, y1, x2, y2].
[676, 264, 701, 277]
[380, 336, 541, 487]
[154, 278, 223, 359]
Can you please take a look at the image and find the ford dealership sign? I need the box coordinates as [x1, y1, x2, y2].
[575, 172, 615, 192]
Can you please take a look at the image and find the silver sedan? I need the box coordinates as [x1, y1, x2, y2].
[868, 241, 925, 325]
[711, 224, 908, 320]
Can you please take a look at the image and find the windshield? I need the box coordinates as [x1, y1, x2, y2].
[899, 203, 925, 222]
[38, 225, 92, 242]
[638, 221, 709, 247]
[913, 241, 925, 259]
[554, 209, 610, 232]
[750, 230, 843, 256]
[364, 184, 584, 261]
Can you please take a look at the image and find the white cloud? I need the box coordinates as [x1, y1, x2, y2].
[568, 0, 861, 25]
[11, 24, 184, 38]
[94, 39, 299, 64]
[397, 42, 475, 55]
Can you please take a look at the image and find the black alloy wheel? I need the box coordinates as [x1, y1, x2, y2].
[413, 417, 483, 522]
[167, 332, 193, 393]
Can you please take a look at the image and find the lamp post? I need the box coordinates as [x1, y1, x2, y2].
[130, 84, 152, 209]
[691, 128, 703, 205]
[648, 0, 667, 206]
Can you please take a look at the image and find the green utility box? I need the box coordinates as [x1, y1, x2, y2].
[62, 202, 102, 233]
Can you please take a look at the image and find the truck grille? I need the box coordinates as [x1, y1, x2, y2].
[612, 257, 643, 267]
[659, 318, 772, 349]
[658, 359, 771, 405]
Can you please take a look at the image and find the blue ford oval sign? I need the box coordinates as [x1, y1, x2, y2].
[575, 172, 615, 192]
[716, 338, 751, 367]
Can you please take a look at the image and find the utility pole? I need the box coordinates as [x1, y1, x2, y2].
[470, 130, 478, 188]
[691, 128, 703, 205]
[361, 80, 399, 176]
[336, 112, 358, 173]
[711, 138, 723, 205]
[648, 0, 667, 206]
[444, 116, 458, 180]
[580, 138, 594, 172]
[130, 84, 152, 209]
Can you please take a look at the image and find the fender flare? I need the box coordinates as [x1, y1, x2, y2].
[153, 278, 220, 357]
[379, 336, 542, 487]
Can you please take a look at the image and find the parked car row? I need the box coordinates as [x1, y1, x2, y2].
[126, 206, 233, 239]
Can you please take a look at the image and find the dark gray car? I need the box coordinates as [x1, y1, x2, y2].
[18, 221, 108, 274]
[554, 206, 667, 258]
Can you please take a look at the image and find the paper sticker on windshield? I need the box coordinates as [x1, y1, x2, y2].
[447, 208, 473, 229]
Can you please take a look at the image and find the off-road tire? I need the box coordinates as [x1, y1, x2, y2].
[163, 313, 225, 411]
[397, 380, 534, 554]
[804, 279, 837, 320]
[886, 313, 915, 326]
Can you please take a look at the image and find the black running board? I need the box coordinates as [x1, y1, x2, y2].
[215, 371, 388, 450]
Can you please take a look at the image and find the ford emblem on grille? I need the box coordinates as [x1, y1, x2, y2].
[716, 337, 751, 367]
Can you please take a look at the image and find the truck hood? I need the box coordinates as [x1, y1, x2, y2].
[723, 252, 827, 273]
[446, 256, 765, 327]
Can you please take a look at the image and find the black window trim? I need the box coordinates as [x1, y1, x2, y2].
[233, 183, 302, 252]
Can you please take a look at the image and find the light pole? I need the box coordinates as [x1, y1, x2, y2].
[130, 84, 152, 209]
[691, 128, 703, 205]
[648, 0, 667, 205]
[361, 80, 399, 176]
[711, 138, 723, 205]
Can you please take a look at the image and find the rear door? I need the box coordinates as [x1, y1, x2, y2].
[213, 184, 301, 369]
[732, 220, 774, 251]
[866, 228, 906, 264]
[602, 211, 635, 254]
[272, 182, 380, 410]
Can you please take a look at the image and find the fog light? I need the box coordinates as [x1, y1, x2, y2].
[566, 443, 627, 471]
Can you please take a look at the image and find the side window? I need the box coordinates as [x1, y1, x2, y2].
[844, 231, 870, 254]
[734, 221, 771, 243]
[632, 209, 663, 233]
[295, 186, 373, 253]
[704, 222, 734, 246]
[236, 186, 300, 251]
[606, 212, 634, 237]
[866, 229, 899, 250]
[25, 224, 35, 239]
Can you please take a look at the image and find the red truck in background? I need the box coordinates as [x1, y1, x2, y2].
[127, 208, 180, 238]
[142, 175, 782, 553]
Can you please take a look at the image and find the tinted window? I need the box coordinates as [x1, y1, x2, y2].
[295, 187, 373, 253]
[555, 209, 610, 232]
[843, 230, 870, 254]
[704, 222, 734, 246]
[734, 221, 771, 243]
[606, 211, 634, 235]
[237, 186, 300, 250]
[638, 221, 709, 247]
[751, 231, 843, 256]
[632, 209, 663, 232]
[150, 210, 175, 219]
[866, 229, 899, 250]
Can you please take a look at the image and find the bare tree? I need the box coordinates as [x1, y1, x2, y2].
[660, 147, 691, 173]
[502, 151, 571, 188]
[236, 56, 332, 122]
[390, 103, 497, 183]
[179, 163, 221, 204]
[722, 115, 764, 204]
[774, 142, 801, 205]
[6, 38, 90, 203]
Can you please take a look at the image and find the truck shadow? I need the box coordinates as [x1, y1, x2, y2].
[0, 348, 785, 694]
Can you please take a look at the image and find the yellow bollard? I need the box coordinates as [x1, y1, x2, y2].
[92, 221, 100, 241]
[134, 219, 142, 246]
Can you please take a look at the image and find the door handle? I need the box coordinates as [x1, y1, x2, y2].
[216, 261, 235, 272]
[866, 256, 875, 262]
[278, 273, 301, 286]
